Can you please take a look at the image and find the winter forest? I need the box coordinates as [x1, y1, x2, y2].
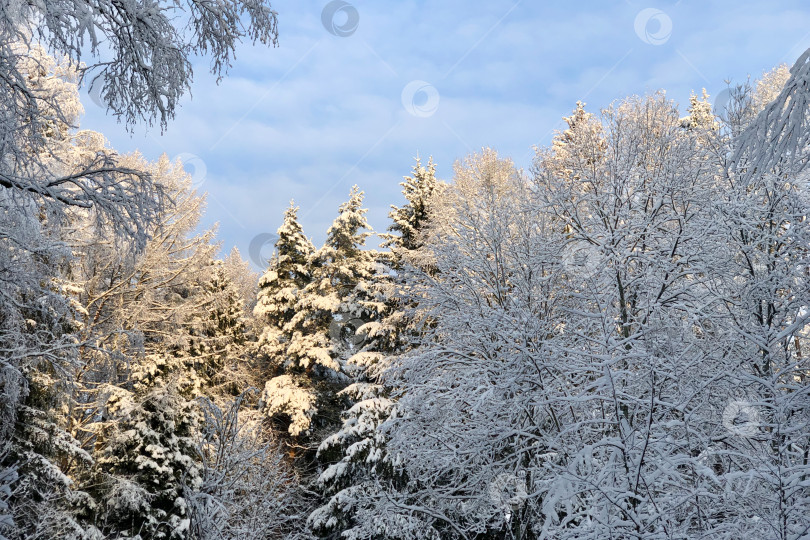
[2, 1, 810, 540]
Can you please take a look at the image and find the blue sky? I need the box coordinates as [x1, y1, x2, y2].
[79, 0, 810, 271]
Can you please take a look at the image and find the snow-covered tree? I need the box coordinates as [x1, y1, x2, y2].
[252, 203, 321, 437]
[254, 203, 316, 364]
[368, 91, 731, 538]
[1, 0, 278, 130]
[0, 49, 163, 539]
[187, 393, 311, 539]
[0, 3, 279, 538]
[3, 370, 94, 540]
[733, 51, 810, 179]
[66, 153, 218, 454]
[93, 381, 201, 540]
[367, 149, 557, 539]
[185, 259, 250, 401]
[223, 247, 260, 316]
[702, 56, 810, 540]
[259, 187, 377, 440]
[382, 157, 440, 253]
[527, 93, 726, 540]
[681, 88, 717, 130]
[310, 159, 441, 538]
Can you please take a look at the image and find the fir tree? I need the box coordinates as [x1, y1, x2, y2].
[222, 247, 259, 315]
[253, 202, 316, 363]
[381, 156, 439, 253]
[189, 260, 249, 401]
[260, 187, 377, 439]
[251, 202, 322, 437]
[681, 89, 717, 131]
[309, 164, 440, 538]
[94, 382, 201, 540]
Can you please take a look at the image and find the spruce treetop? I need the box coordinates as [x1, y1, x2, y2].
[382, 156, 439, 253]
